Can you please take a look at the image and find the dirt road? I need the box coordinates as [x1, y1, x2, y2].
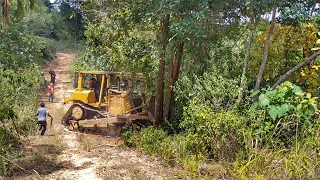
[10, 53, 186, 180]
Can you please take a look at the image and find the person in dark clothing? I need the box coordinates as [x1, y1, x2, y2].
[49, 70, 56, 85]
[36, 102, 53, 135]
[90, 78, 100, 101]
[95, 80, 101, 101]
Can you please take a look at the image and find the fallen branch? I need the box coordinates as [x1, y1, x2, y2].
[271, 50, 320, 90]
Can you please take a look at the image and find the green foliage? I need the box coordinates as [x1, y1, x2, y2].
[251, 81, 319, 147]
[278, 3, 311, 26]
[0, 68, 41, 176]
[0, 68, 41, 133]
[23, 5, 54, 38]
[0, 106, 16, 123]
[174, 72, 239, 118]
[233, 142, 320, 179]
[58, 2, 86, 41]
[248, 23, 318, 88]
[55, 40, 84, 53]
[0, 1, 58, 176]
[0, 126, 17, 176]
[122, 124, 141, 148]
[37, 37, 56, 60]
[0, 25, 56, 70]
[178, 73, 249, 160]
[72, 7, 158, 93]
[0, 26, 40, 69]
[137, 127, 167, 155]
[124, 74, 320, 178]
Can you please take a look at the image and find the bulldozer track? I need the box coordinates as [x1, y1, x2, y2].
[77, 102, 115, 118]
[62, 101, 152, 136]
[62, 102, 116, 125]
[62, 102, 124, 136]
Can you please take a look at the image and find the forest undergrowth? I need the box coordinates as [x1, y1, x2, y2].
[122, 74, 320, 179]
[0, 0, 83, 177]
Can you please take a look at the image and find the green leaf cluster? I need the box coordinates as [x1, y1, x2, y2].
[253, 81, 318, 121]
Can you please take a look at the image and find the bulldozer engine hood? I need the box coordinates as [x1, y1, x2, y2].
[64, 89, 95, 104]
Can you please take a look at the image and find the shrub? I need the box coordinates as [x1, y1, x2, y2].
[124, 74, 320, 179]
[122, 124, 141, 148]
[251, 81, 319, 148]
[0, 66, 42, 176]
[36, 37, 56, 60]
[137, 127, 167, 155]
[171, 72, 239, 132]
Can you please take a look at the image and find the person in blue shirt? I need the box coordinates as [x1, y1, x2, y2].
[36, 102, 53, 135]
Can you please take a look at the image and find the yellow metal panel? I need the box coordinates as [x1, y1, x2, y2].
[77, 73, 83, 90]
[122, 97, 132, 113]
[78, 71, 116, 75]
[109, 95, 122, 114]
[64, 90, 95, 104]
[108, 93, 133, 115]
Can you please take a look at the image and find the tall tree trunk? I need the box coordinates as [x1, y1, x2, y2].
[2, 0, 9, 26]
[271, 50, 320, 90]
[254, 6, 276, 92]
[163, 53, 174, 121]
[163, 42, 184, 120]
[239, 8, 255, 99]
[155, 14, 170, 125]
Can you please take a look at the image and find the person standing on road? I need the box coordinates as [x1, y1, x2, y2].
[36, 102, 53, 136]
[49, 70, 56, 85]
[48, 83, 55, 103]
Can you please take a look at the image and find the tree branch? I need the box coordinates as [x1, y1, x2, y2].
[271, 50, 320, 90]
[254, 6, 276, 91]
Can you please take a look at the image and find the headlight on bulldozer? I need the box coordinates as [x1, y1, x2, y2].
[65, 93, 71, 98]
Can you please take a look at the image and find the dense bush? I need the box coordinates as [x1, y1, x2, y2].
[0, 67, 42, 176]
[37, 37, 56, 60]
[0, 25, 56, 69]
[0, 22, 54, 178]
[0, 0, 83, 177]
[168, 72, 239, 132]
[251, 81, 319, 148]
[124, 72, 320, 178]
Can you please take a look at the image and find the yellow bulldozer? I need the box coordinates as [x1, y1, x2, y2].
[62, 71, 153, 136]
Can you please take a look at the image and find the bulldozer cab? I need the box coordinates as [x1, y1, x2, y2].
[64, 71, 144, 115]
[70, 71, 108, 106]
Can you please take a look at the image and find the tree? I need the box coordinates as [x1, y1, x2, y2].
[78, 0, 246, 124]
[59, 1, 85, 42]
[154, 14, 170, 125]
[163, 42, 184, 120]
[2, 0, 9, 26]
[254, 5, 277, 92]
[2, 0, 36, 27]
[239, 6, 256, 98]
